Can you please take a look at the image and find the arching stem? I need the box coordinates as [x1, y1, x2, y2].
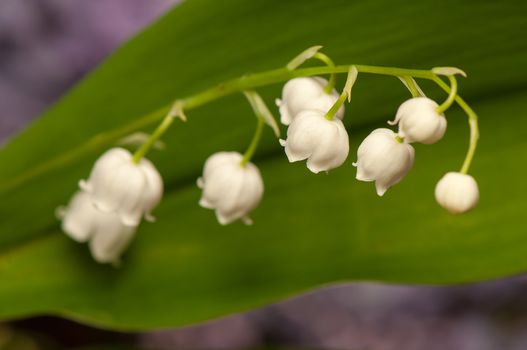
[132, 116, 174, 163]
[432, 76, 479, 174]
[437, 75, 458, 114]
[241, 117, 265, 167]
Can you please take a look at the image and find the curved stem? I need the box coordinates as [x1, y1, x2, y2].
[437, 75, 458, 114]
[132, 116, 174, 163]
[0, 64, 443, 193]
[432, 76, 479, 174]
[312, 52, 336, 93]
[241, 117, 265, 166]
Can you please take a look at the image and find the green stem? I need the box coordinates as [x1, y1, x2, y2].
[0, 64, 454, 194]
[325, 92, 347, 121]
[312, 52, 336, 93]
[432, 76, 479, 174]
[241, 117, 265, 166]
[437, 75, 458, 114]
[131, 116, 174, 163]
[180, 65, 436, 110]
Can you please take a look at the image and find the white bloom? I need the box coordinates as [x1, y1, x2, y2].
[276, 77, 344, 125]
[389, 97, 447, 144]
[279, 109, 349, 173]
[197, 152, 264, 225]
[80, 147, 163, 226]
[353, 128, 415, 196]
[60, 191, 136, 264]
[435, 172, 479, 214]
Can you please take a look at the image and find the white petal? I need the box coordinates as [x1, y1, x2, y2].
[306, 117, 349, 173]
[375, 182, 389, 197]
[138, 157, 164, 219]
[61, 191, 97, 242]
[88, 148, 133, 212]
[107, 163, 147, 226]
[282, 111, 323, 163]
[216, 211, 235, 225]
[89, 217, 137, 264]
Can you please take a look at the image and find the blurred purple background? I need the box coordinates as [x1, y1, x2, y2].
[1, 1, 527, 349]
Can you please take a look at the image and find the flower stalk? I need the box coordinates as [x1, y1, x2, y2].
[1, 58, 478, 194]
[241, 117, 265, 167]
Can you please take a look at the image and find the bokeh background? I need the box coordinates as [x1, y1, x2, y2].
[1, 1, 527, 349]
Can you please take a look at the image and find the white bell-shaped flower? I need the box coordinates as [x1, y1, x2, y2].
[276, 77, 344, 125]
[353, 128, 415, 196]
[389, 97, 447, 144]
[80, 147, 163, 226]
[280, 109, 349, 173]
[59, 191, 137, 264]
[197, 152, 264, 225]
[435, 172, 479, 214]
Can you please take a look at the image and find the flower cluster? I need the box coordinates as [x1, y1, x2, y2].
[58, 148, 163, 264]
[57, 48, 481, 264]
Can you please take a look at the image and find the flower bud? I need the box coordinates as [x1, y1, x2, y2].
[60, 191, 136, 264]
[353, 128, 414, 196]
[389, 97, 447, 144]
[435, 172, 479, 214]
[197, 152, 264, 225]
[279, 109, 349, 173]
[276, 77, 344, 125]
[80, 147, 163, 226]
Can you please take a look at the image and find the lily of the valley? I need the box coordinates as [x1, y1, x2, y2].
[276, 77, 344, 125]
[80, 147, 163, 225]
[353, 128, 415, 196]
[197, 152, 264, 225]
[389, 97, 447, 144]
[279, 109, 349, 173]
[435, 172, 479, 214]
[60, 191, 136, 264]
[60, 147, 163, 264]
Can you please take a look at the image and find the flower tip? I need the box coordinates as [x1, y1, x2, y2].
[199, 198, 213, 209]
[216, 212, 233, 226]
[79, 179, 91, 192]
[306, 161, 323, 174]
[120, 213, 141, 227]
[55, 206, 66, 220]
[242, 216, 254, 225]
[144, 213, 156, 222]
[375, 184, 388, 197]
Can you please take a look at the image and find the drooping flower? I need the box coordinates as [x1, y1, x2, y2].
[79, 147, 163, 226]
[279, 109, 349, 173]
[435, 172, 479, 214]
[276, 77, 344, 125]
[197, 152, 264, 225]
[59, 191, 137, 264]
[389, 97, 447, 144]
[353, 128, 415, 196]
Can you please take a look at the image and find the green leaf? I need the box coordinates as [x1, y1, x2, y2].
[0, 0, 526, 330]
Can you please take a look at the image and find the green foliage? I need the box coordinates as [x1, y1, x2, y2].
[0, 0, 526, 330]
